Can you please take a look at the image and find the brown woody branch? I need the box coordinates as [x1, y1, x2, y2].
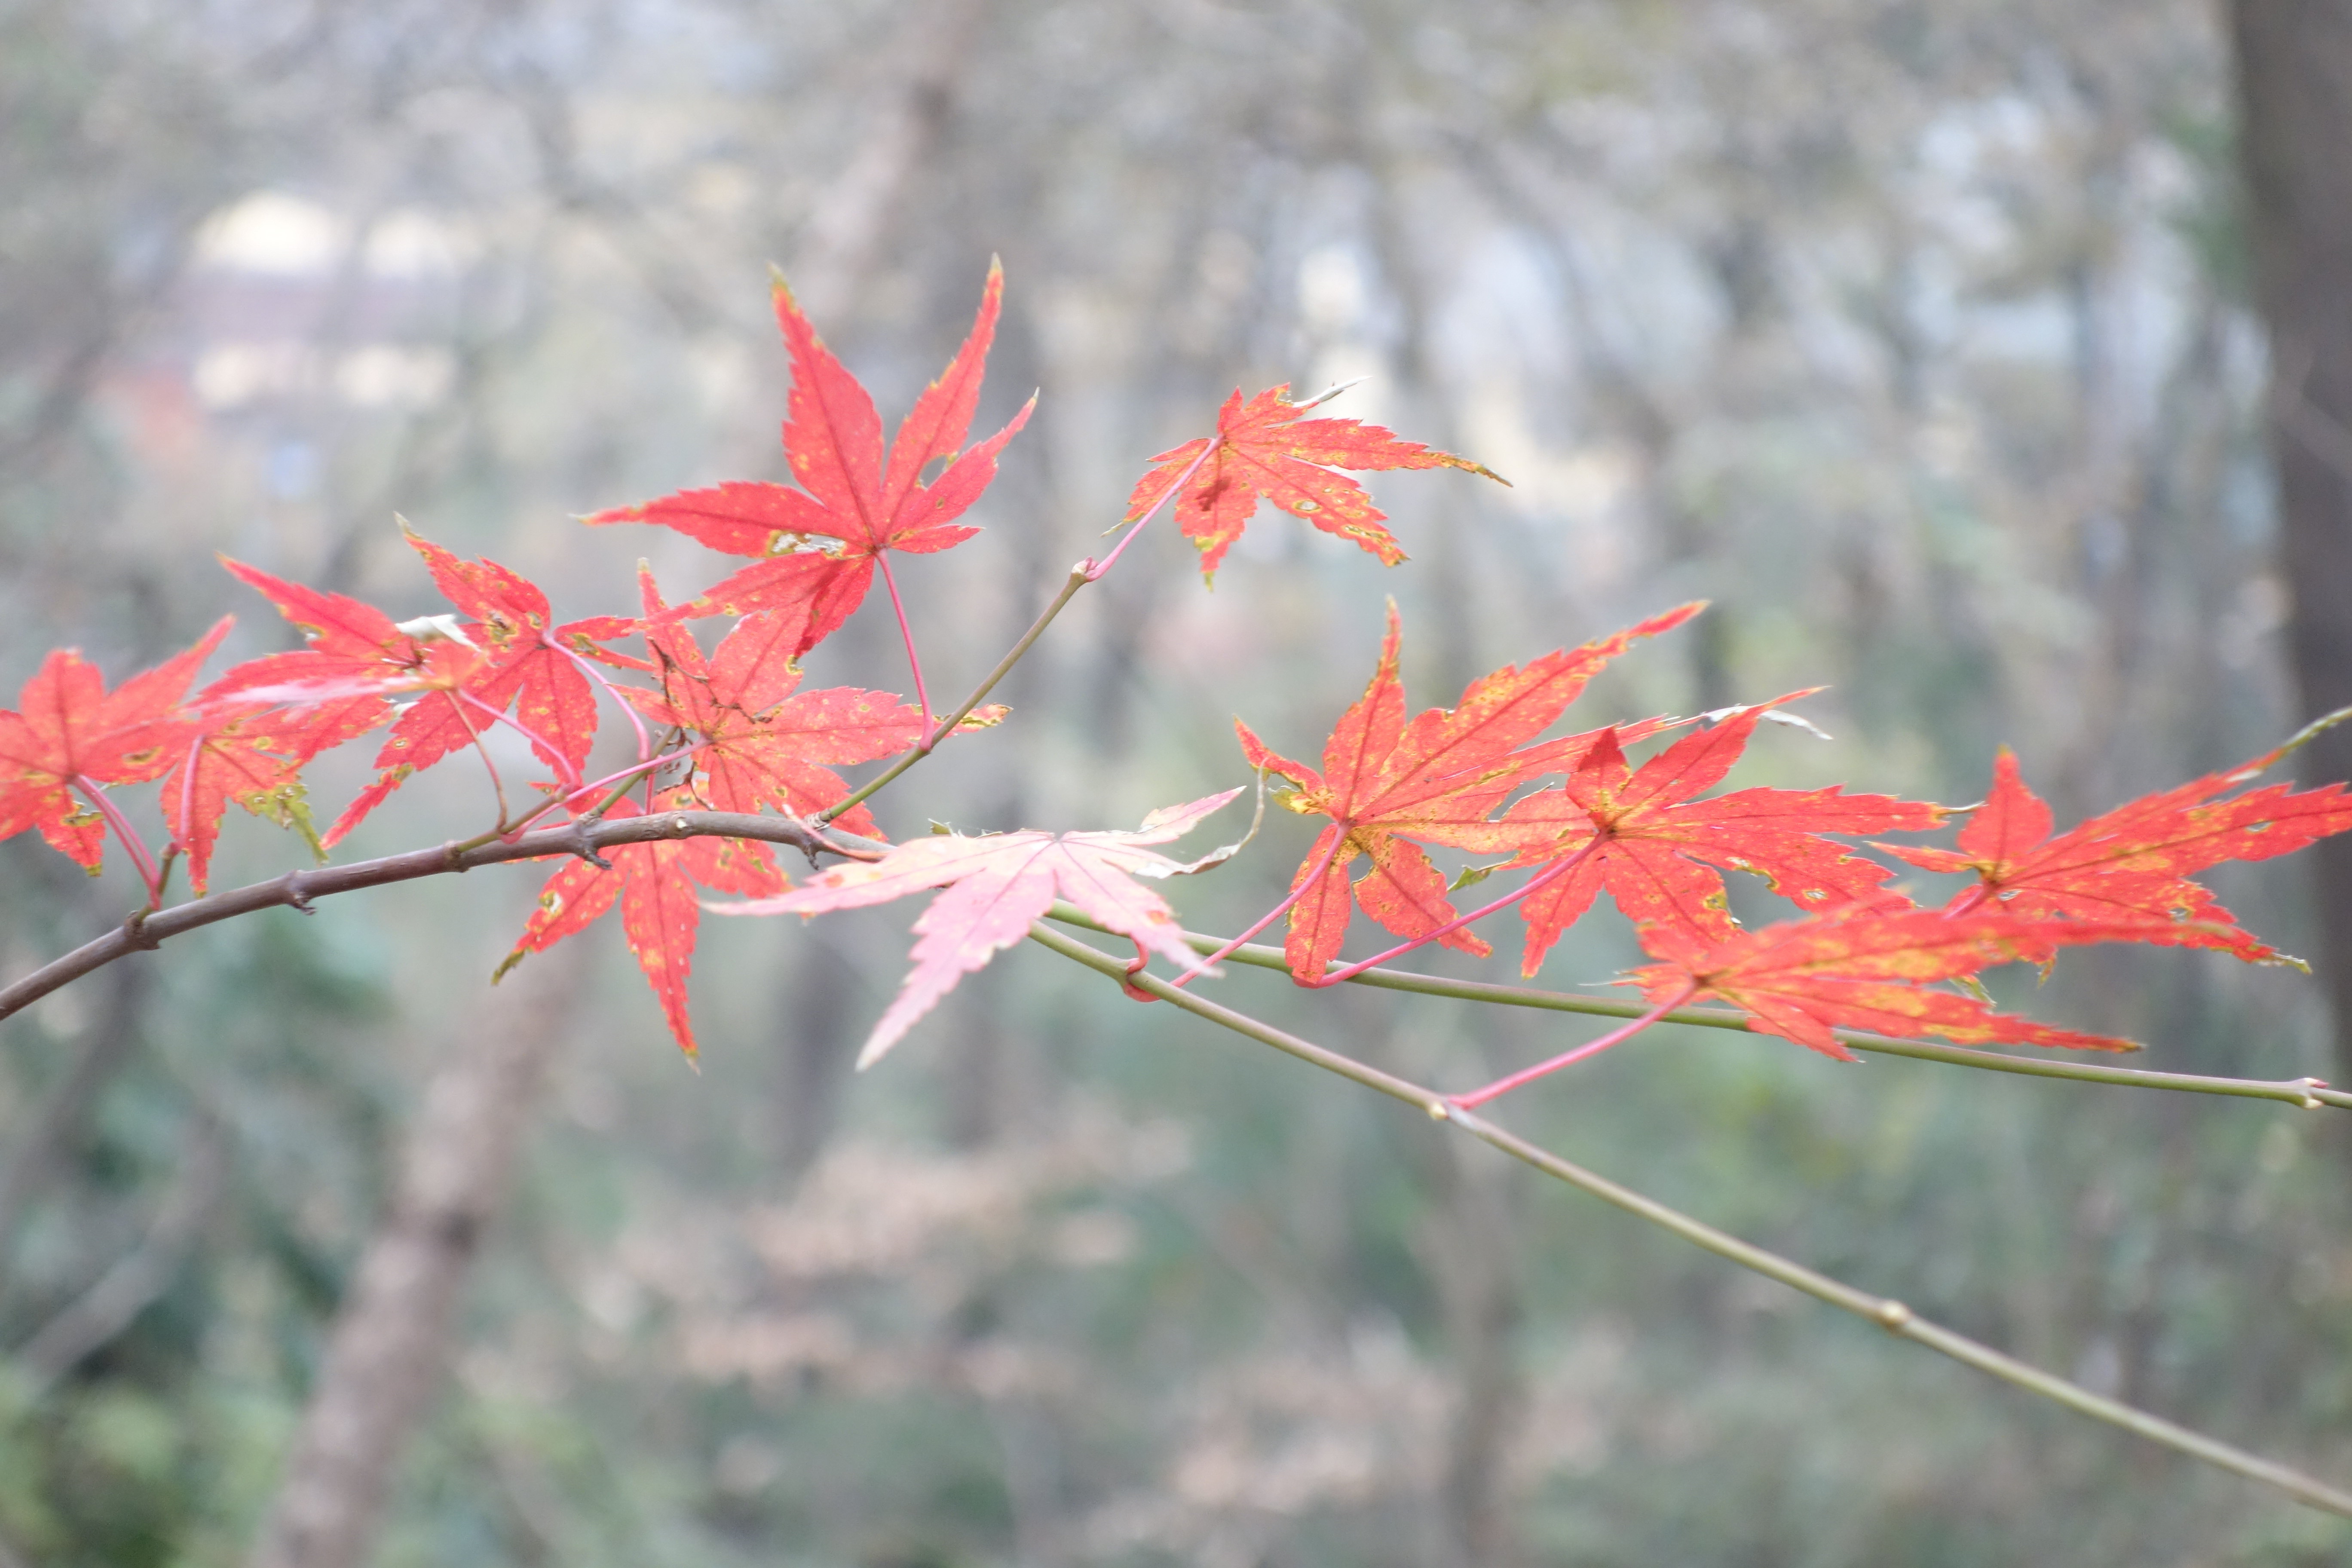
[0, 812, 885, 1027]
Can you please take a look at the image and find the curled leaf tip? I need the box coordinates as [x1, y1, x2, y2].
[956, 704, 1011, 732]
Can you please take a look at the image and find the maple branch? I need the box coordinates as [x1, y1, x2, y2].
[1026, 920, 2352, 1520]
[818, 563, 1092, 825]
[73, 775, 164, 907]
[0, 812, 885, 1029]
[571, 749, 701, 818]
[1449, 981, 1698, 1109]
[1046, 905, 2352, 1112]
[1308, 837, 1605, 988]
[873, 551, 934, 735]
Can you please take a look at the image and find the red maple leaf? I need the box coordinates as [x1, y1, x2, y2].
[1123, 384, 1506, 581]
[208, 558, 447, 833]
[586, 260, 1032, 651]
[719, 789, 1245, 1067]
[1498, 699, 1946, 975]
[0, 618, 232, 871]
[216, 539, 637, 846]
[627, 569, 922, 838]
[158, 696, 388, 895]
[1878, 744, 2352, 966]
[1623, 905, 2172, 1061]
[320, 531, 640, 844]
[1236, 602, 1702, 980]
[402, 522, 637, 770]
[495, 791, 790, 1060]
[208, 557, 429, 724]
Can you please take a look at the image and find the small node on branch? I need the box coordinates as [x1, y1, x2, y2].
[567, 825, 612, 870]
[122, 909, 163, 952]
[1877, 1299, 1914, 1331]
[282, 870, 316, 914]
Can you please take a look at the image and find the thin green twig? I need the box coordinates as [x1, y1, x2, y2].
[820, 437, 1226, 830]
[818, 564, 1091, 825]
[1026, 919, 2352, 1521]
[1043, 903, 2347, 1112]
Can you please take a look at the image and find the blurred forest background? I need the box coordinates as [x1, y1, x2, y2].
[6, 0, 2352, 1564]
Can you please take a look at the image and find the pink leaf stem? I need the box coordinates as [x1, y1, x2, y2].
[1448, 980, 1700, 1110]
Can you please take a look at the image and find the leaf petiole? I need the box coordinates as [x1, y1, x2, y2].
[1081, 436, 1219, 583]
[172, 732, 204, 859]
[873, 551, 933, 735]
[74, 773, 165, 907]
[454, 687, 583, 793]
[1168, 828, 1345, 989]
[1447, 980, 1699, 1108]
[443, 690, 514, 831]
[556, 641, 652, 765]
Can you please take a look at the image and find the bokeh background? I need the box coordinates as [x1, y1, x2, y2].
[5, 1, 2352, 1564]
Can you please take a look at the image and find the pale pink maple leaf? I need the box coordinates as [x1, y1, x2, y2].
[714, 789, 1244, 1066]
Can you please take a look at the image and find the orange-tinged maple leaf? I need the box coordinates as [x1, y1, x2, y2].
[1623, 905, 2172, 1061]
[1124, 383, 1506, 581]
[587, 260, 1033, 649]
[495, 791, 789, 1060]
[627, 568, 922, 838]
[1235, 601, 1702, 980]
[719, 790, 1244, 1067]
[0, 618, 232, 872]
[1499, 699, 1946, 975]
[1879, 745, 2352, 967]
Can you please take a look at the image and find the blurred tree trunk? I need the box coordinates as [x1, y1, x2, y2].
[787, 0, 986, 320]
[1417, 1140, 1527, 1568]
[2231, 1, 2352, 1082]
[246, 949, 582, 1568]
